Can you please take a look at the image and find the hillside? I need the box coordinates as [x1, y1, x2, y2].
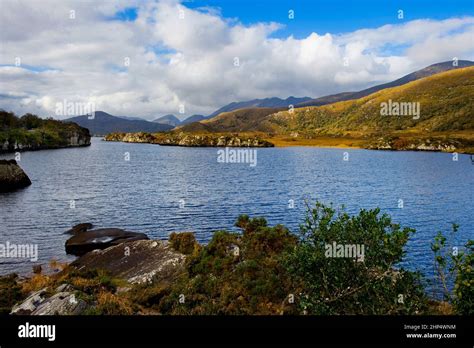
[181, 114, 206, 125]
[265, 66, 474, 135]
[178, 107, 282, 133]
[297, 60, 474, 107]
[66, 111, 173, 135]
[171, 67, 474, 153]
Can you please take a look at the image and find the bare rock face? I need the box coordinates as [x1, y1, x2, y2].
[10, 288, 48, 315]
[65, 227, 149, 256]
[30, 291, 88, 315]
[0, 159, 32, 192]
[71, 240, 187, 284]
[11, 285, 88, 315]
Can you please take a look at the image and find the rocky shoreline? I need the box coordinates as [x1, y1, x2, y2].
[364, 135, 474, 153]
[0, 130, 91, 154]
[1, 204, 469, 316]
[103, 131, 474, 154]
[105, 131, 274, 147]
[0, 110, 92, 154]
[4, 223, 189, 315]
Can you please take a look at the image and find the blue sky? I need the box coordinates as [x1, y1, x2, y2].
[185, 0, 474, 38]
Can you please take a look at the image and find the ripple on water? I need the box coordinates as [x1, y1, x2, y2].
[0, 138, 473, 282]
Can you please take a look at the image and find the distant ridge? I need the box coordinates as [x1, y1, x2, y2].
[65, 111, 173, 136]
[207, 96, 311, 118]
[153, 114, 181, 127]
[297, 60, 474, 107]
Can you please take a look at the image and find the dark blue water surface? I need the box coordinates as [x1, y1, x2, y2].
[1, 138, 473, 281]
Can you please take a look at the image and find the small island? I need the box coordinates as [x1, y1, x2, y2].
[0, 111, 91, 153]
[105, 131, 274, 147]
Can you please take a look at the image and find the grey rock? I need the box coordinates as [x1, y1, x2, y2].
[10, 288, 48, 315]
[65, 228, 149, 256]
[31, 292, 87, 315]
[71, 239, 186, 284]
[0, 159, 32, 192]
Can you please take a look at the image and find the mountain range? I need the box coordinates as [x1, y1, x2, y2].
[65, 111, 173, 136]
[178, 66, 473, 136]
[207, 96, 312, 118]
[64, 60, 473, 136]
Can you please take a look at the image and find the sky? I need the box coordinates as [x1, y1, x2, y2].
[0, 0, 473, 120]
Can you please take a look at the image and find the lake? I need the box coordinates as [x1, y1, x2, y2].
[1, 137, 473, 287]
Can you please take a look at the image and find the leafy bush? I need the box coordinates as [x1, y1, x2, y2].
[431, 224, 473, 315]
[284, 202, 427, 314]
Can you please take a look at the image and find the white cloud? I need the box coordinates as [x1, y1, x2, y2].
[0, 0, 473, 120]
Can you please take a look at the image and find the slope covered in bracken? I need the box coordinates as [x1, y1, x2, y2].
[264, 67, 474, 136]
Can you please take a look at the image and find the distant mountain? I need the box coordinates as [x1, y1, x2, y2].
[65, 111, 173, 135]
[207, 96, 311, 118]
[297, 60, 474, 107]
[153, 114, 181, 127]
[117, 115, 147, 121]
[181, 114, 205, 125]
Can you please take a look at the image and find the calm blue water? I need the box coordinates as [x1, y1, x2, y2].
[1, 138, 473, 286]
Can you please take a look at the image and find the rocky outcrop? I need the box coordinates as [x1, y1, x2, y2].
[105, 131, 274, 147]
[366, 136, 467, 153]
[10, 285, 88, 315]
[0, 160, 32, 192]
[65, 225, 149, 256]
[71, 239, 187, 284]
[9, 239, 187, 315]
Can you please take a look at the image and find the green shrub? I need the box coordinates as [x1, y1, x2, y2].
[431, 224, 473, 315]
[284, 201, 427, 314]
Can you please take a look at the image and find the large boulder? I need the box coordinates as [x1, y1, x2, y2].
[0, 159, 31, 192]
[65, 228, 149, 256]
[71, 239, 186, 284]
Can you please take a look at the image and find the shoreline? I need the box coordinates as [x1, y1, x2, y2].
[103, 131, 474, 154]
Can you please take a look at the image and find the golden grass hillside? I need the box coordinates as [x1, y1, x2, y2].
[264, 67, 474, 135]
